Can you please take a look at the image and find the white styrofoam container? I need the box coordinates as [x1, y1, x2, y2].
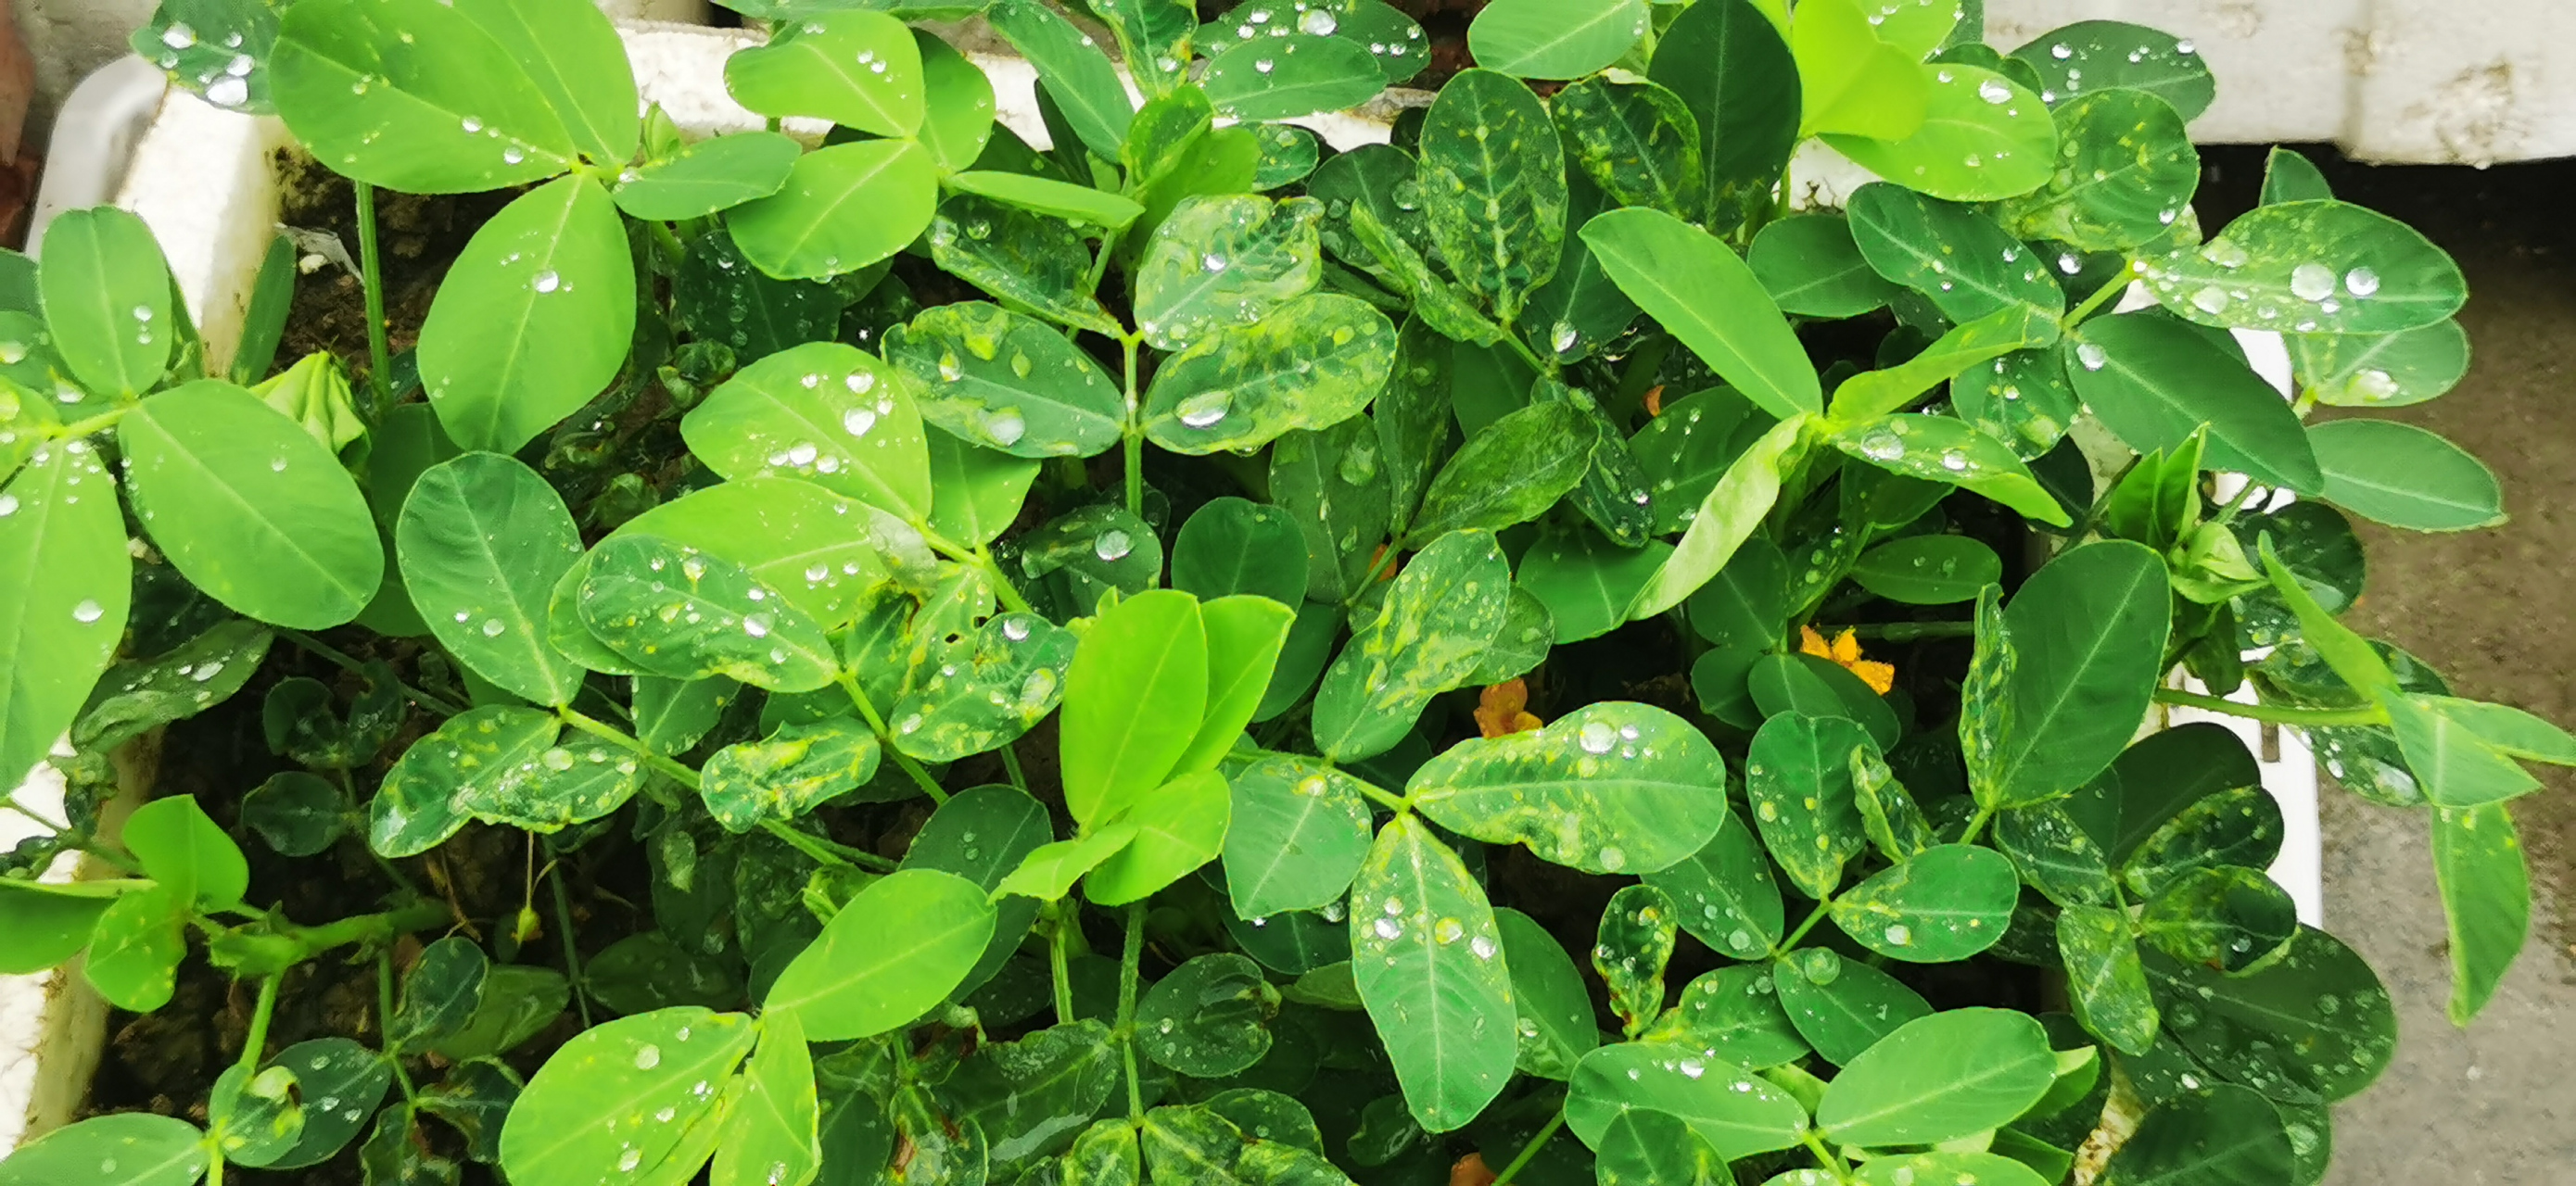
[3, 16, 2327, 1157]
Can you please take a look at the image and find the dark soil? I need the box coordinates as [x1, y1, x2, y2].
[270, 151, 519, 389]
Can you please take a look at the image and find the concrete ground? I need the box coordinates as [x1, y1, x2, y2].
[2195, 148, 2576, 1183]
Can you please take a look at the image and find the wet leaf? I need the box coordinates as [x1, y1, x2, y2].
[1952, 345, 2080, 459]
[1468, 0, 1645, 79]
[1199, 34, 1385, 122]
[1816, 1008, 2054, 1147]
[397, 452, 588, 705]
[768, 868, 996, 1041]
[1410, 701, 1729, 876]
[1496, 906, 1596, 1079]
[1847, 183, 2062, 324]
[1270, 417, 1392, 601]
[417, 1058, 520, 1166]
[673, 226, 844, 365]
[2138, 865, 2299, 973]
[1143, 293, 1397, 455]
[577, 534, 838, 693]
[940, 1019, 1118, 1171]
[1085, 767, 1235, 905]
[728, 140, 939, 280]
[701, 718, 883, 831]
[2100, 1085, 2293, 1185]
[1223, 754, 1375, 918]
[1311, 529, 1510, 762]
[1349, 814, 1516, 1132]
[394, 937, 489, 1054]
[2143, 927, 2394, 1104]
[1829, 844, 2019, 962]
[1586, 208, 1819, 420]
[724, 10, 922, 136]
[1641, 965, 1809, 1070]
[1824, 63, 2056, 202]
[927, 193, 1122, 336]
[684, 341, 928, 520]
[1849, 535, 2002, 604]
[1592, 1109, 1727, 1186]
[1994, 801, 2117, 907]
[1744, 713, 1872, 899]
[1772, 950, 1932, 1065]
[416, 176, 634, 453]
[1566, 1041, 1805, 1160]
[73, 619, 271, 755]
[1980, 540, 2170, 806]
[1643, 811, 1782, 961]
[2119, 787, 2284, 900]
[1138, 953, 1280, 1077]
[1647, 0, 1799, 233]
[988, 0, 1129, 158]
[1856, 1153, 2049, 1186]
[2288, 318, 2468, 409]
[2431, 801, 2528, 1026]
[38, 207, 171, 397]
[0, 1113, 209, 1186]
[613, 131, 801, 221]
[2139, 200, 2465, 335]
[1999, 89, 2200, 252]
[1405, 400, 1594, 545]
[272, 0, 573, 192]
[1134, 195, 1323, 351]
[1749, 213, 1902, 318]
[1060, 589, 1207, 826]
[2008, 20, 2214, 120]
[1593, 884, 1678, 1032]
[886, 302, 1124, 458]
[366, 705, 552, 856]
[498, 1007, 756, 1184]
[2306, 419, 2504, 532]
[1418, 69, 1566, 322]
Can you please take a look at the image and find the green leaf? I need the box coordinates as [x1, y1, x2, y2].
[768, 869, 996, 1040]
[1418, 69, 1567, 322]
[2306, 418, 2504, 531]
[1847, 183, 2062, 324]
[133, 0, 283, 115]
[709, 1012, 820, 1186]
[1021, 505, 1165, 612]
[729, 140, 939, 280]
[1643, 965, 1809, 1070]
[0, 440, 131, 784]
[890, 610, 1077, 763]
[1817, 1008, 2054, 1147]
[1085, 768, 1234, 905]
[1857, 1153, 2049, 1186]
[0, 1113, 209, 1186]
[1831, 306, 2060, 425]
[2119, 787, 2284, 900]
[1791, 0, 1927, 140]
[432, 965, 570, 1061]
[724, 10, 923, 136]
[121, 380, 382, 628]
[1250, 123, 1321, 192]
[1998, 90, 2199, 251]
[1410, 701, 1730, 875]
[2139, 200, 2467, 335]
[925, 195, 1116, 337]
[1593, 1109, 1728, 1186]
[577, 535, 838, 693]
[1772, 950, 1932, 1065]
[2056, 902, 2157, 1055]
[613, 131, 802, 221]
[1518, 174, 1643, 366]
[123, 794, 248, 910]
[1200, 34, 1386, 121]
[572, 476, 886, 638]
[83, 884, 189, 1011]
[1633, 390, 1766, 539]
[701, 718, 882, 831]
[2067, 312, 2318, 491]
[949, 172, 1142, 234]
[2290, 318, 2469, 409]
[1631, 419, 1802, 623]
[1467, 0, 1647, 80]
[417, 176, 634, 453]
[2138, 865, 2299, 973]
[1749, 213, 1902, 318]
[1954, 346, 2082, 459]
[1137, 953, 1279, 1077]
[397, 453, 587, 706]
[1215, 0, 1428, 84]
[998, 823, 1141, 902]
[1272, 416, 1392, 600]
[926, 435, 1038, 550]
[887, 302, 1123, 458]
[674, 227, 844, 365]
[682, 341, 928, 519]
[2144, 927, 2395, 1104]
[1849, 536, 2000, 604]
[2008, 20, 2215, 120]
[0, 880, 118, 975]
[1174, 595, 1293, 775]
[76, 621, 273, 755]
[1745, 713, 1872, 899]
[1405, 400, 1594, 545]
[987, 0, 1131, 159]
[1350, 814, 1516, 1132]
[1135, 196, 1321, 351]
[1467, 587, 1555, 687]
[1081, 0, 1192, 97]
[1312, 529, 1510, 762]
[1648, 0, 1799, 233]
[39, 207, 172, 397]
[2100, 1085, 2293, 1185]
[1993, 801, 2117, 907]
[259, 1038, 395, 1168]
[1551, 76, 1702, 221]
[394, 937, 489, 1054]
[1223, 754, 1375, 917]
[273, 0, 573, 193]
[1594, 884, 1678, 1031]
[1496, 907, 1597, 1079]
[1830, 844, 2018, 962]
[1833, 414, 2066, 524]
[1060, 589, 1207, 827]
[1517, 526, 1672, 643]
[943, 1021, 1118, 1174]
[366, 705, 553, 856]
[1173, 498, 1308, 605]
[1979, 541, 2169, 805]
[1566, 1042, 1806, 1159]
[2431, 802, 2528, 1025]
[913, 31, 996, 170]
[1825, 64, 2056, 203]
[1643, 812, 1782, 960]
[499, 1007, 756, 1183]
[452, 0, 637, 166]
[1584, 208, 1820, 420]
[1143, 294, 1397, 455]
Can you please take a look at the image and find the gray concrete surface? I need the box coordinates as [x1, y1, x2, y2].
[2200, 148, 2576, 1184]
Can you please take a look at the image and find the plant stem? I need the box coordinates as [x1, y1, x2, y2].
[833, 674, 948, 803]
[557, 707, 702, 789]
[1773, 899, 1834, 957]
[3, 790, 67, 832]
[1831, 621, 1978, 642]
[376, 948, 421, 1105]
[917, 527, 1034, 614]
[544, 852, 594, 1028]
[2152, 688, 2386, 727]
[279, 631, 466, 716]
[1957, 804, 1998, 846]
[238, 973, 281, 1075]
[999, 740, 1028, 792]
[1117, 902, 1146, 1120]
[761, 818, 896, 872]
[46, 407, 133, 441]
[1799, 1130, 1855, 1183]
[1048, 903, 1078, 1027]
[1121, 334, 1144, 517]
[2061, 263, 2137, 330]
[353, 181, 394, 413]
[2210, 479, 2271, 528]
[1489, 1110, 1567, 1186]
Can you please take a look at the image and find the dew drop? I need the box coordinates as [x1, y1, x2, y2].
[843, 408, 877, 436]
[2075, 342, 2109, 371]
[1094, 529, 1134, 561]
[633, 1044, 661, 1069]
[2344, 267, 2380, 297]
[1977, 78, 2012, 104]
[1578, 720, 1618, 753]
[1175, 389, 1231, 428]
[206, 76, 248, 107]
[71, 599, 104, 624]
[532, 270, 562, 294]
[2290, 262, 2337, 302]
[983, 408, 1026, 446]
[1299, 7, 1337, 33]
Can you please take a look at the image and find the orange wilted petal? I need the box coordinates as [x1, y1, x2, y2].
[1451, 1153, 1498, 1186]
[1371, 542, 1400, 582]
[1798, 624, 1832, 659]
[1829, 627, 1864, 666]
[1851, 660, 1897, 696]
[1643, 385, 1666, 417]
[1477, 679, 1543, 738]
[1797, 625, 1897, 693]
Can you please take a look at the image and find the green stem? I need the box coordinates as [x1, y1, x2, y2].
[1773, 899, 1834, 957]
[1342, 544, 1401, 609]
[1489, 1110, 1567, 1186]
[761, 818, 897, 872]
[280, 631, 465, 716]
[1499, 327, 1554, 377]
[1799, 1130, 1855, 1183]
[237, 973, 281, 1075]
[278, 900, 450, 960]
[917, 527, 1034, 614]
[1957, 804, 1998, 846]
[4, 790, 67, 832]
[544, 850, 594, 1028]
[2061, 263, 2137, 330]
[1121, 334, 1144, 517]
[1048, 902, 1078, 1027]
[834, 674, 948, 803]
[557, 708, 702, 790]
[999, 740, 1029, 792]
[2153, 688, 2387, 727]
[376, 948, 421, 1106]
[1832, 621, 1979, 642]
[2209, 479, 2270, 529]
[353, 181, 394, 413]
[1118, 902, 1146, 1120]
[45, 406, 131, 441]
